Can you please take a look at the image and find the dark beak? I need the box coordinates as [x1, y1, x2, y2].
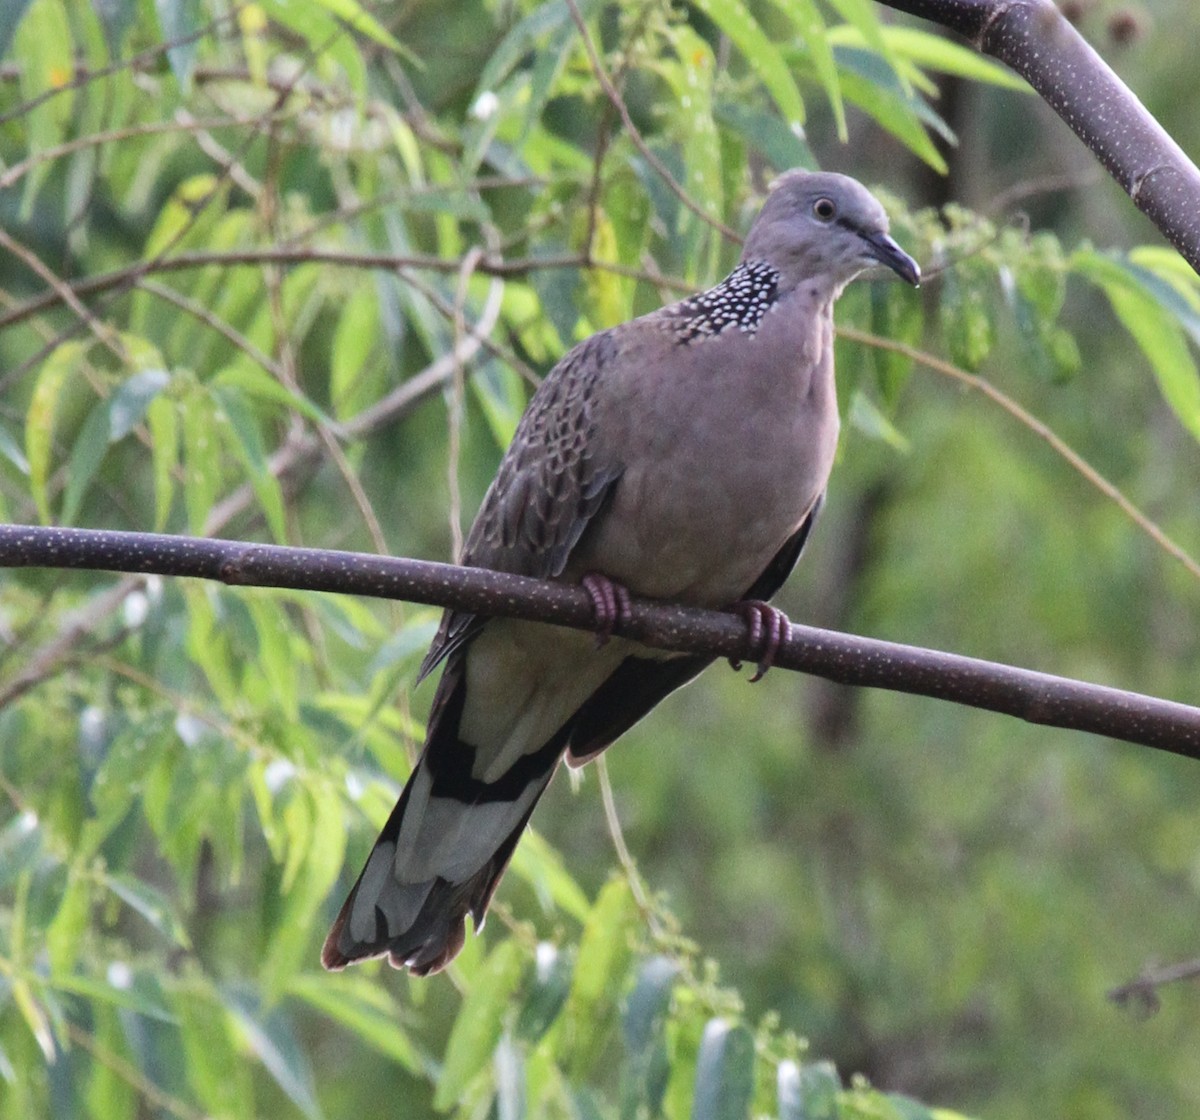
[861, 230, 921, 287]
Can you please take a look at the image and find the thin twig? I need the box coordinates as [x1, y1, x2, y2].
[837, 325, 1200, 583]
[0, 248, 664, 337]
[595, 755, 664, 935]
[64, 1022, 206, 1120]
[1109, 958, 1200, 1016]
[0, 109, 297, 190]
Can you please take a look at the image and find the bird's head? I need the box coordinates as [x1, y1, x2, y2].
[741, 170, 920, 294]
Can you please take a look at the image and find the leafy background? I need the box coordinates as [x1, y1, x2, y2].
[2, 0, 1200, 1118]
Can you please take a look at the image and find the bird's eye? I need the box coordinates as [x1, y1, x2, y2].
[812, 197, 837, 222]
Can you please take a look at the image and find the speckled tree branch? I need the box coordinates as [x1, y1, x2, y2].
[2, 524, 1198, 756]
[876, 0, 1200, 274]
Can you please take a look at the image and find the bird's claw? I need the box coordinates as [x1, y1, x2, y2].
[729, 600, 791, 682]
[582, 572, 633, 647]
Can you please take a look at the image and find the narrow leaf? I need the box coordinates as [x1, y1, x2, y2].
[690, 1020, 755, 1120]
[434, 940, 527, 1110]
[108, 368, 170, 439]
[105, 873, 191, 948]
[1075, 250, 1200, 442]
[154, 0, 202, 88]
[146, 395, 179, 531]
[226, 989, 324, 1120]
[561, 877, 637, 1078]
[287, 973, 425, 1070]
[181, 387, 221, 535]
[778, 1059, 840, 1120]
[0, 0, 35, 61]
[61, 398, 112, 525]
[515, 942, 574, 1043]
[689, 0, 805, 128]
[26, 341, 85, 523]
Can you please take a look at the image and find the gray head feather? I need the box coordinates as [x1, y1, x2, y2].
[741, 170, 920, 292]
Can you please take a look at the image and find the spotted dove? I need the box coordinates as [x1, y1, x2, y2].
[322, 170, 920, 975]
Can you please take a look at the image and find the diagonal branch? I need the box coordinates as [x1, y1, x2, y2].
[1, 524, 1198, 756]
[875, 0, 1200, 274]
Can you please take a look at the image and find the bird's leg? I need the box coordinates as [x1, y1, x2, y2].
[729, 600, 792, 682]
[581, 572, 633, 647]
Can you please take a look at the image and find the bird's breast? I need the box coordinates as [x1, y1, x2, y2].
[572, 303, 839, 605]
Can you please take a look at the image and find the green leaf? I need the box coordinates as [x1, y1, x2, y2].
[886, 1092, 938, 1119]
[13, 0, 73, 211]
[25, 340, 85, 524]
[0, 422, 29, 473]
[1074, 250, 1200, 442]
[60, 397, 110, 526]
[770, 0, 845, 138]
[84, 1003, 137, 1120]
[213, 363, 333, 428]
[714, 101, 815, 172]
[689, 0, 806, 128]
[831, 24, 1032, 92]
[257, 0, 374, 98]
[848, 389, 909, 453]
[0, 0, 35, 61]
[1122, 260, 1200, 350]
[175, 981, 255, 1118]
[475, 0, 577, 99]
[226, 989, 324, 1120]
[516, 942, 574, 1043]
[561, 877, 638, 1079]
[833, 50, 948, 173]
[155, 0, 202, 88]
[621, 956, 679, 1120]
[260, 787, 345, 1000]
[104, 872, 191, 948]
[212, 385, 288, 543]
[145, 395, 179, 530]
[181, 386, 221, 535]
[287, 972, 426, 1071]
[509, 827, 591, 922]
[45, 864, 91, 974]
[309, 0, 407, 55]
[690, 1019, 755, 1120]
[939, 269, 994, 372]
[53, 969, 173, 1023]
[824, 0, 895, 74]
[330, 285, 382, 421]
[778, 1059, 840, 1120]
[434, 939, 527, 1110]
[108, 367, 170, 439]
[60, 368, 171, 523]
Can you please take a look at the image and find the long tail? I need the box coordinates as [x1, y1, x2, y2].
[322, 632, 709, 975]
[320, 762, 550, 975]
[321, 654, 564, 975]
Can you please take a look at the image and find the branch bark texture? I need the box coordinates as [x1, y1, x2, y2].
[2, 524, 1198, 757]
[876, 0, 1200, 274]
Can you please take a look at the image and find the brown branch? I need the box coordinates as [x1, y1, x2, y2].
[875, 0, 1200, 274]
[2, 524, 1198, 756]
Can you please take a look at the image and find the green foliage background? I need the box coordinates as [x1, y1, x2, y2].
[2, 0, 1200, 1118]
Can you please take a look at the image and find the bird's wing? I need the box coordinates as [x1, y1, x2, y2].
[563, 496, 825, 767]
[417, 330, 624, 682]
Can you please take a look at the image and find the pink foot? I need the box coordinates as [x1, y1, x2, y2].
[581, 572, 633, 646]
[729, 600, 792, 682]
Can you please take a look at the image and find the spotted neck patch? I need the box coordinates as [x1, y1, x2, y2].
[662, 260, 781, 342]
